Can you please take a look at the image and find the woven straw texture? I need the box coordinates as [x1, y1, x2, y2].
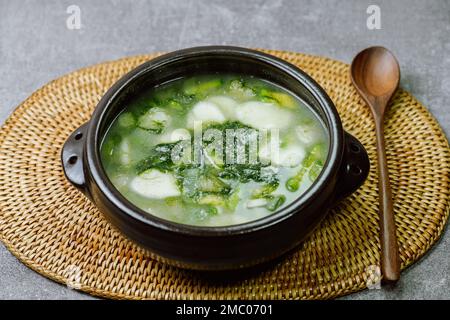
[0, 50, 449, 299]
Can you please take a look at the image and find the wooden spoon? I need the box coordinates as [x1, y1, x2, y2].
[350, 46, 401, 283]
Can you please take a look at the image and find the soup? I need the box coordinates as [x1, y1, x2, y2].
[101, 75, 329, 226]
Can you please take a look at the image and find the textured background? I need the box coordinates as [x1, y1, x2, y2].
[0, 0, 449, 300]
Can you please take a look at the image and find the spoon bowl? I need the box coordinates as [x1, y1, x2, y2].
[351, 47, 400, 112]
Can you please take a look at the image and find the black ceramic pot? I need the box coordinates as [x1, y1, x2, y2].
[61, 46, 370, 270]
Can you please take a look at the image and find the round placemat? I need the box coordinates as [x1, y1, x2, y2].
[0, 50, 449, 299]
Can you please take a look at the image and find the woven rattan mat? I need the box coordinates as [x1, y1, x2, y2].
[0, 50, 449, 299]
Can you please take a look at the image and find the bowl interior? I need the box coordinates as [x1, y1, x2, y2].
[92, 47, 342, 233]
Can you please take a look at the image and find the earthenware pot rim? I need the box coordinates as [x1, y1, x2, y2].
[85, 45, 344, 236]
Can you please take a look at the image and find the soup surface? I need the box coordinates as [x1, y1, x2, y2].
[101, 75, 329, 226]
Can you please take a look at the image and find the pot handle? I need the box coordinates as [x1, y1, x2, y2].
[332, 132, 370, 205]
[61, 122, 91, 199]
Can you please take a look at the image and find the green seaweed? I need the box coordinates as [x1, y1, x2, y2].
[286, 143, 326, 192]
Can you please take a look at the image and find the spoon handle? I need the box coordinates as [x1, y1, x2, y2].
[374, 116, 401, 283]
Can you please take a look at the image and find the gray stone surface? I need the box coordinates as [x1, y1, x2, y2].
[0, 0, 449, 300]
